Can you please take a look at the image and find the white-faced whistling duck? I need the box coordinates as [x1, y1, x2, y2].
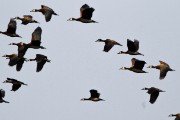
[9, 42, 29, 57]
[120, 58, 147, 73]
[14, 15, 39, 25]
[30, 5, 58, 22]
[141, 87, 165, 104]
[0, 18, 21, 38]
[147, 60, 175, 80]
[67, 4, 98, 23]
[3, 78, 27, 91]
[169, 113, 180, 120]
[96, 39, 122, 52]
[81, 89, 105, 102]
[118, 39, 144, 56]
[2, 54, 27, 71]
[28, 26, 45, 49]
[0, 89, 9, 103]
[27, 54, 50, 72]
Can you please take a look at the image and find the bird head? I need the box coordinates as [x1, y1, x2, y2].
[117, 51, 124, 54]
[67, 18, 75, 21]
[141, 87, 149, 90]
[13, 17, 20, 20]
[3, 80, 11, 83]
[147, 65, 153, 68]
[95, 39, 104, 42]
[30, 9, 37, 12]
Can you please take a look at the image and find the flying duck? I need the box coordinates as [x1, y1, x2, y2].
[3, 78, 27, 91]
[0, 18, 21, 37]
[118, 39, 144, 56]
[96, 39, 122, 52]
[81, 89, 105, 102]
[27, 54, 50, 72]
[68, 4, 98, 23]
[147, 60, 175, 79]
[120, 58, 147, 73]
[30, 5, 58, 22]
[142, 87, 165, 104]
[14, 15, 39, 25]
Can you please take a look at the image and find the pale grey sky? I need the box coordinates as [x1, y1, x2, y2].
[0, 0, 179, 120]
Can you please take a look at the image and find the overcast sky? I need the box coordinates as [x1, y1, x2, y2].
[0, 0, 179, 120]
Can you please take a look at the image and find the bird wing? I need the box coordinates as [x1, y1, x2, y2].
[44, 10, 53, 22]
[16, 58, 25, 71]
[18, 44, 28, 57]
[90, 89, 99, 98]
[131, 58, 136, 67]
[41, 5, 54, 22]
[8, 55, 19, 66]
[134, 39, 139, 51]
[31, 27, 42, 46]
[12, 84, 21, 91]
[149, 91, 159, 104]
[41, 5, 50, 9]
[103, 41, 114, 52]
[36, 60, 46, 72]
[133, 59, 146, 70]
[159, 60, 169, 67]
[7, 78, 16, 80]
[159, 67, 168, 80]
[0, 89, 5, 98]
[36, 54, 46, 59]
[7, 19, 17, 34]
[23, 15, 33, 20]
[127, 39, 136, 52]
[80, 4, 94, 19]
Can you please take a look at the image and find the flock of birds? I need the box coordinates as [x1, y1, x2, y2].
[0, 3, 179, 120]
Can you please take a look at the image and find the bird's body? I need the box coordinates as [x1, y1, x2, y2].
[0, 89, 9, 103]
[2, 54, 26, 71]
[28, 54, 50, 72]
[3, 78, 27, 91]
[0, 18, 21, 37]
[169, 113, 180, 120]
[147, 60, 175, 79]
[30, 5, 58, 22]
[14, 15, 39, 25]
[142, 87, 165, 104]
[81, 89, 105, 102]
[118, 39, 144, 56]
[68, 4, 98, 23]
[96, 39, 122, 52]
[120, 58, 147, 73]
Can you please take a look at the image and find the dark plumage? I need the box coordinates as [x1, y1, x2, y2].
[147, 60, 175, 79]
[14, 15, 39, 25]
[68, 4, 98, 23]
[2, 54, 27, 71]
[169, 113, 180, 120]
[0, 18, 21, 37]
[30, 5, 58, 22]
[96, 39, 122, 52]
[142, 87, 165, 104]
[3, 78, 27, 91]
[120, 58, 147, 73]
[118, 39, 144, 56]
[28, 54, 50, 72]
[0, 89, 9, 103]
[81, 89, 105, 102]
